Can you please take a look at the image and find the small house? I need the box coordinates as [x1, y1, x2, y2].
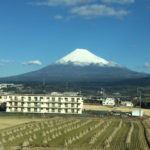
[102, 98, 115, 106]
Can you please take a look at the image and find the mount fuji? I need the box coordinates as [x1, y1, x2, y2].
[0, 49, 149, 83]
[56, 49, 118, 67]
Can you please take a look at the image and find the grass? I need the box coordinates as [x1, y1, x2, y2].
[0, 116, 149, 150]
[0, 116, 41, 130]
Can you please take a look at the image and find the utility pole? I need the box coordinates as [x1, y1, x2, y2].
[42, 78, 46, 94]
[43, 78, 45, 86]
[66, 82, 68, 91]
[102, 88, 106, 99]
[79, 90, 81, 96]
[137, 88, 142, 117]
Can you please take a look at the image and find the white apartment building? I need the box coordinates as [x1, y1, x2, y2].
[5, 94, 83, 114]
[102, 98, 115, 106]
[0, 95, 7, 105]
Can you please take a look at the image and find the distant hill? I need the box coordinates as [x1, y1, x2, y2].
[114, 77, 150, 86]
[0, 49, 149, 84]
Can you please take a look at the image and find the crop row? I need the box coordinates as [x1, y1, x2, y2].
[0, 117, 149, 150]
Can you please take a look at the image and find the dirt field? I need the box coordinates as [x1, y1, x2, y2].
[83, 104, 150, 116]
[0, 116, 40, 130]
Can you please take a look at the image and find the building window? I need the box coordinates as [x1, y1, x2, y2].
[65, 109, 68, 113]
[58, 103, 61, 107]
[27, 102, 30, 107]
[40, 97, 43, 100]
[21, 102, 24, 107]
[58, 97, 61, 102]
[15, 108, 17, 112]
[58, 109, 61, 113]
[28, 108, 31, 112]
[52, 97, 55, 102]
[34, 97, 37, 101]
[9, 102, 12, 106]
[71, 98, 75, 102]
[21, 108, 24, 112]
[14, 96, 18, 101]
[52, 103, 55, 107]
[15, 102, 17, 107]
[28, 97, 31, 101]
[65, 98, 68, 102]
[34, 108, 37, 112]
[52, 108, 55, 112]
[71, 104, 74, 107]
[71, 109, 74, 113]
[65, 103, 68, 107]
[34, 103, 37, 107]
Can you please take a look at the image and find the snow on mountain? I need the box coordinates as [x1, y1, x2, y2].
[56, 48, 119, 67]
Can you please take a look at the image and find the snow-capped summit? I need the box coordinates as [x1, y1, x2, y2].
[56, 48, 118, 67]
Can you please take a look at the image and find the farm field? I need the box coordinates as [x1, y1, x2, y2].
[84, 104, 150, 116]
[0, 115, 42, 130]
[0, 116, 149, 150]
[143, 118, 150, 146]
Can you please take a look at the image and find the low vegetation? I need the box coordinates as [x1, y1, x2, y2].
[0, 116, 149, 150]
[143, 118, 150, 147]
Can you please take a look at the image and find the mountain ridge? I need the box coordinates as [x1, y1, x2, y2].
[0, 48, 149, 83]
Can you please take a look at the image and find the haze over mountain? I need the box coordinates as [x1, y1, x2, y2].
[0, 49, 149, 83]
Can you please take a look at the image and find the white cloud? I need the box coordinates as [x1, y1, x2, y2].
[102, 0, 135, 4]
[30, 0, 131, 19]
[0, 59, 11, 64]
[144, 62, 150, 68]
[34, 0, 94, 6]
[54, 15, 64, 20]
[0, 59, 12, 67]
[22, 60, 42, 66]
[71, 4, 129, 18]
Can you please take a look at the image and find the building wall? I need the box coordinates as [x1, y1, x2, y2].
[6, 95, 83, 114]
[121, 101, 133, 107]
[102, 98, 115, 106]
[0, 95, 8, 105]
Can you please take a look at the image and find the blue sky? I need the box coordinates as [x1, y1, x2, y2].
[0, 0, 150, 77]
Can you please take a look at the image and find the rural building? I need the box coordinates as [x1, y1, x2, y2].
[0, 83, 23, 89]
[5, 93, 83, 114]
[102, 98, 115, 106]
[121, 101, 133, 107]
[132, 110, 144, 117]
